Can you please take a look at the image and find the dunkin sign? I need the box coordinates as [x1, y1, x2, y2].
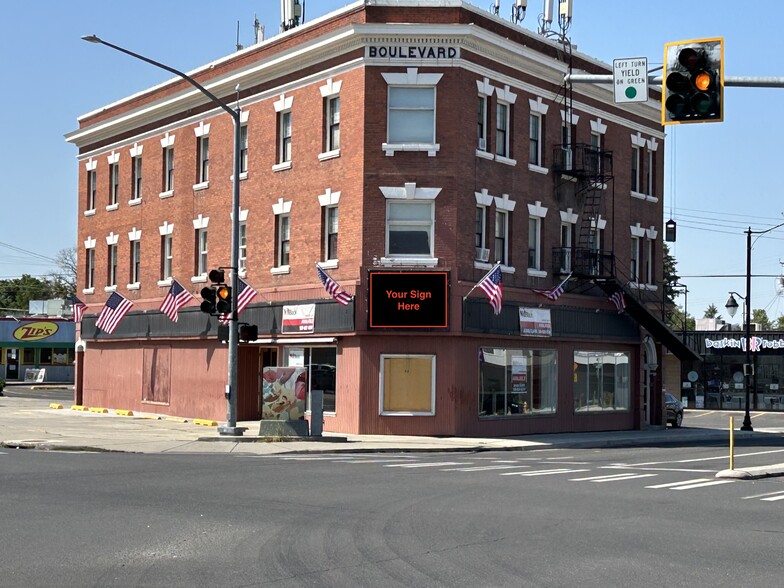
[12, 321, 59, 342]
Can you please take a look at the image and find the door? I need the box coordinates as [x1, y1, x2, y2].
[5, 348, 20, 380]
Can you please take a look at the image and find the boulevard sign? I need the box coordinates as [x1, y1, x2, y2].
[613, 57, 648, 103]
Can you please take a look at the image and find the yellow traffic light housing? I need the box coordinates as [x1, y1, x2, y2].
[662, 37, 724, 125]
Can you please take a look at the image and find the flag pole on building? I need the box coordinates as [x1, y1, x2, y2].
[464, 261, 502, 300]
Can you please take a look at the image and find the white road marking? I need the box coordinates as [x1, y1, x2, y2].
[384, 462, 468, 468]
[672, 480, 735, 490]
[500, 468, 590, 477]
[761, 494, 784, 502]
[571, 472, 657, 482]
[603, 465, 715, 473]
[621, 449, 784, 468]
[646, 478, 711, 489]
[742, 490, 784, 500]
[441, 465, 531, 472]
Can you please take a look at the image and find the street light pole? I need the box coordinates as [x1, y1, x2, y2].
[83, 35, 244, 435]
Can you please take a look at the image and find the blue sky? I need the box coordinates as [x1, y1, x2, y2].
[1, 0, 782, 323]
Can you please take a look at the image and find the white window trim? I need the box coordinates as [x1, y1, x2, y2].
[319, 188, 341, 263]
[527, 201, 548, 277]
[321, 79, 342, 158]
[379, 353, 436, 417]
[476, 77, 494, 156]
[382, 68, 442, 157]
[474, 189, 493, 267]
[272, 198, 292, 273]
[380, 182, 440, 266]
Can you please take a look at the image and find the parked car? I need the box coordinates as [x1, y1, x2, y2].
[665, 392, 684, 428]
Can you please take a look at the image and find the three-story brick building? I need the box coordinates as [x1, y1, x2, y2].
[66, 0, 698, 435]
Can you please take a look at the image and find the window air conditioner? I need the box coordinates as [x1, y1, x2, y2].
[476, 247, 490, 262]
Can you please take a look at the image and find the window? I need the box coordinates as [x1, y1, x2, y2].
[631, 145, 640, 193]
[559, 222, 573, 272]
[561, 122, 573, 170]
[479, 348, 557, 417]
[240, 124, 248, 174]
[197, 136, 209, 183]
[645, 237, 655, 285]
[86, 248, 95, 290]
[325, 96, 340, 152]
[278, 111, 292, 164]
[239, 221, 247, 273]
[87, 169, 96, 211]
[574, 351, 631, 412]
[496, 102, 509, 157]
[630, 236, 640, 282]
[161, 234, 173, 280]
[108, 243, 118, 287]
[109, 162, 119, 206]
[380, 354, 435, 416]
[164, 145, 175, 192]
[323, 206, 338, 261]
[388, 87, 436, 144]
[494, 210, 508, 266]
[23, 348, 35, 364]
[529, 112, 542, 166]
[477, 95, 488, 151]
[475, 206, 487, 259]
[646, 148, 654, 196]
[132, 155, 142, 200]
[589, 131, 602, 175]
[386, 201, 434, 257]
[277, 214, 290, 267]
[282, 346, 338, 413]
[196, 228, 208, 276]
[528, 217, 541, 270]
[130, 240, 141, 284]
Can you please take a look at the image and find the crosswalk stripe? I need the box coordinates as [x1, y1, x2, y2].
[760, 494, 784, 502]
[646, 478, 711, 489]
[341, 459, 419, 464]
[571, 472, 657, 482]
[672, 480, 735, 490]
[384, 462, 467, 468]
[743, 490, 784, 500]
[501, 468, 590, 477]
[441, 465, 531, 472]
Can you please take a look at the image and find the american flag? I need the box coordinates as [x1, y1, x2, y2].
[477, 264, 503, 315]
[95, 292, 133, 334]
[610, 290, 626, 313]
[72, 296, 88, 323]
[219, 277, 257, 324]
[533, 272, 572, 301]
[317, 265, 352, 305]
[159, 279, 194, 322]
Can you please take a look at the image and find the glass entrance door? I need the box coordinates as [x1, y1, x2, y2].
[5, 348, 20, 380]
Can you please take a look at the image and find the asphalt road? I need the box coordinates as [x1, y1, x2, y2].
[2, 443, 783, 587]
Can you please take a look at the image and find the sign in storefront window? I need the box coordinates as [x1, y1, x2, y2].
[573, 350, 630, 412]
[380, 354, 435, 415]
[479, 348, 557, 417]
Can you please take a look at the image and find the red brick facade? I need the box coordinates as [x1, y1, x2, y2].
[67, 1, 669, 436]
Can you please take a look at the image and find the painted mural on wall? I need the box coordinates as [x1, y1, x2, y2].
[261, 367, 307, 421]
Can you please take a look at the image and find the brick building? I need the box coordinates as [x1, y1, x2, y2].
[65, 0, 698, 436]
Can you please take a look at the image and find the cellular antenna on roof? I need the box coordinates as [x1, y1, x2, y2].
[280, 0, 303, 32]
[254, 15, 264, 44]
[511, 0, 527, 25]
[236, 21, 243, 51]
[489, 0, 500, 16]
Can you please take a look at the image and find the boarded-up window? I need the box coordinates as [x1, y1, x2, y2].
[143, 346, 171, 404]
[380, 355, 435, 415]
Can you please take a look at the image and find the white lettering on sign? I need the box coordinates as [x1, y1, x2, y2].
[705, 336, 784, 352]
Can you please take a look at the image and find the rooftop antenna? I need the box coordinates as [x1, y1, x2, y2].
[236, 21, 243, 51]
[490, 0, 500, 16]
[280, 0, 303, 32]
[511, 0, 527, 24]
[254, 14, 265, 44]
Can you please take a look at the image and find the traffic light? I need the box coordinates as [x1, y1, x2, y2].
[239, 324, 258, 342]
[200, 286, 217, 314]
[216, 285, 232, 315]
[662, 37, 723, 125]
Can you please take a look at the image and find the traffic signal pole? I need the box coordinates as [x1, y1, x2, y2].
[82, 35, 245, 436]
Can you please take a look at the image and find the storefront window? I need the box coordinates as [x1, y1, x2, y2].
[479, 348, 557, 417]
[574, 350, 630, 412]
[23, 348, 35, 364]
[282, 346, 337, 413]
[52, 348, 69, 365]
[39, 348, 53, 365]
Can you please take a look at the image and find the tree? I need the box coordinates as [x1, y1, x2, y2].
[774, 315, 784, 331]
[703, 304, 722, 321]
[668, 305, 695, 333]
[751, 309, 771, 331]
[0, 275, 57, 312]
[662, 242, 679, 308]
[48, 247, 77, 298]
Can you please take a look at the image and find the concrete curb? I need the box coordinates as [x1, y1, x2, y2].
[716, 463, 784, 480]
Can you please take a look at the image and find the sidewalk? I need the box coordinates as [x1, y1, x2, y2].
[1, 393, 783, 479]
